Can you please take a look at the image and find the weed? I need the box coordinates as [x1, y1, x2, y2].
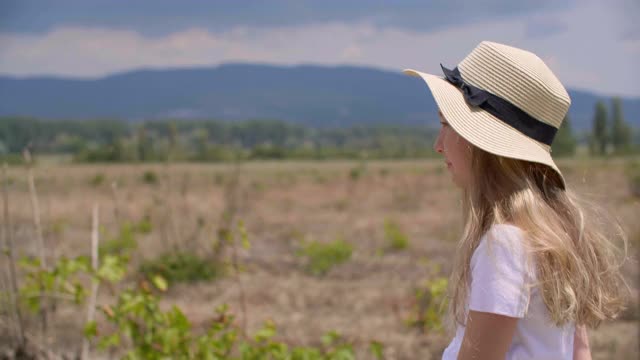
[141, 170, 158, 185]
[135, 215, 153, 234]
[407, 276, 448, 333]
[89, 173, 105, 186]
[406, 258, 449, 334]
[49, 218, 68, 236]
[99, 223, 137, 258]
[349, 166, 364, 181]
[297, 238, 353, 276]
[139, 252, 220, 283]
[92, 285, 379, 359]
[383, 219, 409, 252]
[14, 214, 383, 359]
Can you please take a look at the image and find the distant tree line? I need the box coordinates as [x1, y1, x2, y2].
[589, 97, 635, 155]
[0, 96, 636, 163]
[0, 118, 440, 163]
[551, 96, 636, 157]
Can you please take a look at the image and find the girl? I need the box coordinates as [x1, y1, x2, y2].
[403, 41, 629, 359]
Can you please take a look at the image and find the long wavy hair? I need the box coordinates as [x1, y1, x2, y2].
[447, 145, 629, 329]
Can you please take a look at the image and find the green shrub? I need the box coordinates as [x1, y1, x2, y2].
[407, 277, 448, 333]
[383, 219, 409, 252]
[139, 252, 220, 283]
[19, 252, 127, 314]
[99, 219, 152, 259]
[92, 285, 379, 359]
[141, 170, 158, 185]
[297, 238, 353, 276]
[349, 166, 363, 181]
[49, 218, 68, 236]
[135, 215, 153, 234]
[0, 153, 26, 165]
[99, 223, 137, 258]
[14, 216, 385, 359]
[89, 173, 105, 186]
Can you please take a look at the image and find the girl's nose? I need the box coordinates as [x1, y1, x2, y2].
[433, 134, 444, 154]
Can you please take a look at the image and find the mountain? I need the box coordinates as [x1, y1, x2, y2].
[1, 63, 638, 130]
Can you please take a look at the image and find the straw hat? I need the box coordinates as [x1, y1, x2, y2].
[403, 41, 570, 187]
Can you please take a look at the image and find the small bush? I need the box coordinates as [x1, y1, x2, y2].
[0, 153, 25, 165]
[93, 289, 379, 359]
[383, 219, 409, 252]
[135, 215, 153, 234]
[89, 173, 105, 186]
[49, 218, 68, 236]
[407, 277, 448, 333]
[349, 166, 363, 181]
[99, 223, 137, 258]
[297, 238, 353, 276]
[139, 252, 220, 283]
[141, 170, 158, 185]
[14, 216, 385, 360]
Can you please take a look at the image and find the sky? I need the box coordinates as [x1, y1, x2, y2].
[0, 0, 638, 97]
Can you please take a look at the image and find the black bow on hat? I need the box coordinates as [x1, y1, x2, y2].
[439, 64, 558, 146]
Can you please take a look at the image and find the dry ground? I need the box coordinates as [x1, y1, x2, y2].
[1, 158, 638, 359]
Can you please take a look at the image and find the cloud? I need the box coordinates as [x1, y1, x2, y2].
[0, 0, 574, 36]
[0, 0, 637, 96]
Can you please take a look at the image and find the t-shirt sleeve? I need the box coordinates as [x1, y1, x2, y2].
[468, 224, 534, 318]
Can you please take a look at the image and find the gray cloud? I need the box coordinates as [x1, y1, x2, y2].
[0, 0, 637, 96]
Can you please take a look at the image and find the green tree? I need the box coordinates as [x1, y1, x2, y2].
[136, 124, 153, 161]
[610, 97, 631, 154]
[167, 121, 178, 160]
[591, 101, 608, 155]
[551, 115, 576, 157]
[193, 127, 210, 159]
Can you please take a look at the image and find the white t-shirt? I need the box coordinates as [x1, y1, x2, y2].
[442, 224, 575, 360]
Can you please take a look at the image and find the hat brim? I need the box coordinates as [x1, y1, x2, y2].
[403, 68, 565, 187]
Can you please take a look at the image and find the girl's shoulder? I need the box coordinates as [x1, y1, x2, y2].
[478, 223, 526, 252]
[472, 223, 532, 274]
[469, 223, 537, 318]
[485, 223, 523, 238]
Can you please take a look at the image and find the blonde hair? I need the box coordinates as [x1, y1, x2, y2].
[447, 146, 629, 329]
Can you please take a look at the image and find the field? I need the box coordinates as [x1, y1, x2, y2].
[1, 158, 638, 359]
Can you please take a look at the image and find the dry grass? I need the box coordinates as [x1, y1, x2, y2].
[1, 157, 638, 359]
